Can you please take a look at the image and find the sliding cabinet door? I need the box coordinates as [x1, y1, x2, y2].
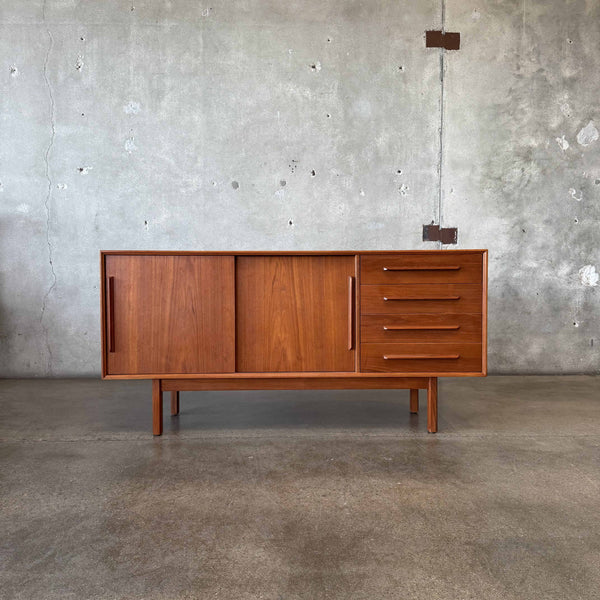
[236, 256, 356, 372]
[104, 255, 235, 375]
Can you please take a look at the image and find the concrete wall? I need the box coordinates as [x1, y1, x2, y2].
[1, 0, 598, 376]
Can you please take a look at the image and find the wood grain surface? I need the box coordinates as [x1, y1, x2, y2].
[361, 343, 482, 373]
[361, 252, 482, 284]
[361, 283, 482, 314]
[105, 255, 235, 375]
[236, 255, 356, 372]
[361, 313, 482, 343]
[161, 377, 429, 391]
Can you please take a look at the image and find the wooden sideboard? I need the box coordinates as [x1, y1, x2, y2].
[101, 251, 487, 435]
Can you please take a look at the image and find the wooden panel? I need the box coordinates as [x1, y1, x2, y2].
[105, 255, 235, 375]
[162, 377, 429, 391]
[105, 370, 486, 379]
[361, 314, 482, 343]
[236, 256, 356, 372]
[361, 284, 482, 314]
[361, 252, 482, 284]
[361, 343, 482, 373]
[354, 254, 360, 372]
[482, 250, 488, 375]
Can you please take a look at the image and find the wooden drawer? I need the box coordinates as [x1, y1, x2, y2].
[361, 343, 482, 373]
[361, 284, 482, 314]
[361, 314, 482, 343]
[361, 252, 482, 284]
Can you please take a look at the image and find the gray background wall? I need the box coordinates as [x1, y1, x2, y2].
[1, 0, 598, 377]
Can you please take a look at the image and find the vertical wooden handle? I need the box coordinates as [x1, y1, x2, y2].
[107, 276, 115, 353]
[348, 275, 355, 350]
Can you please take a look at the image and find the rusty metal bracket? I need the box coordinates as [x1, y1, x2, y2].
[423, 224, 458, 245]
[426, 30, 460, 50]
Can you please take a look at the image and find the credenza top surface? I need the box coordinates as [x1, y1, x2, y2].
[101, 250, 487, 256]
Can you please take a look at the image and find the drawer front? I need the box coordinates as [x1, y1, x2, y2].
[361, 343, 482, 373]
[361, 314, 482, 343]
[361, 284, 482, 314]
[361, 253, 482, 284]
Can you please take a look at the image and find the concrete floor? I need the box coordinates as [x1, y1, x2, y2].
[1, 377, 599, 599]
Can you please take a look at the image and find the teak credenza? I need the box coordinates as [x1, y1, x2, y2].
[100, 251, 487, 435]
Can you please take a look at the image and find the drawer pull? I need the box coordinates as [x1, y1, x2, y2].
[382, 266, 461, 271]
[382, 325, 460, 331]
[383, 354, 460, 360]
[383, 296, 460, 301]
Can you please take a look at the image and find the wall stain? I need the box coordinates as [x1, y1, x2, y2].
[555, 135, 569, 151]
[576, 121, 599, 146]
[124, 101, 140, 115]
[579, 265, 599, 287]
[568, 188, 582, 202]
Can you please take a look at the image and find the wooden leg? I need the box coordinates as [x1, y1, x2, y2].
[153, 379, 163, 436]
[410, 389, 419, 414]
[427, 377, 438, 433]
[171, 391, 179, 416]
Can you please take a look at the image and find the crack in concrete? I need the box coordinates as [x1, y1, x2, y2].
[437, 0, 446, 250]
[40, 0, 56, 375]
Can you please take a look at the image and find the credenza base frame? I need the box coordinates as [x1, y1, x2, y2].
[152, 376, 438, 436]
